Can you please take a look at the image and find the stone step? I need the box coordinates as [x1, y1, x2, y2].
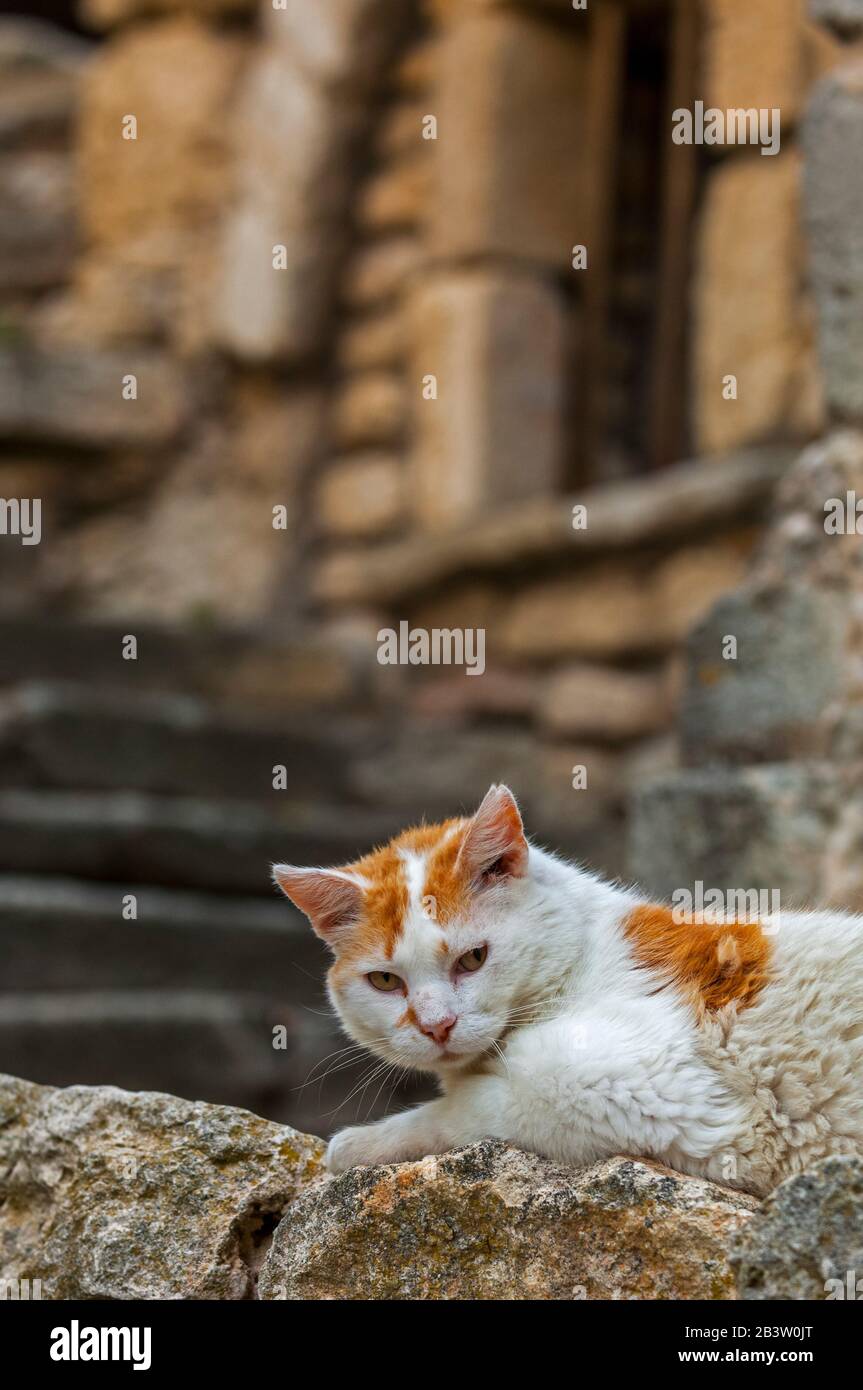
[0, 987, 333, 1135]
[0, 680, 358, 802]
[0, 873, 322, 997]
[0, 617, 373, 715]
[0, 986, 431, 1137]
[0, 790, 403, 893]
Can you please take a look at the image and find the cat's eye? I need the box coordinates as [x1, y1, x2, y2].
[367, 970, 403, 993]
[457, 945, 488, 973]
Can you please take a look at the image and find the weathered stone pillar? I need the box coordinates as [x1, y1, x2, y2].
[407, 3, 586, 530]
[213, 0, 409, 362]
[629, 431, 863, 906]
[629, 38, 863, 908]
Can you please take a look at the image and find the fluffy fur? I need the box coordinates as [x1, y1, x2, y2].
[274, 785, 863, 1196]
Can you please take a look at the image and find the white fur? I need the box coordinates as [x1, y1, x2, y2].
[319, 836, 863, 1197]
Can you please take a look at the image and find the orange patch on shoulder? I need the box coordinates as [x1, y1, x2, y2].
[623, 903, 772, 1013]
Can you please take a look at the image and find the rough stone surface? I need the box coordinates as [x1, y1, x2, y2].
[73, 17, 245, 349]
[681, 586, 848, 764]
[313, 448, 788, 605]
[628, 762, 842, 905]
[810, 0, 863, 36]
[680, 432, 863, 765]
[501, 539, 751, 661]
[0, 344, 185, 447]
[539, 663, 671, 742]
[429, 11, 587, 266]
[260, 1142, 756, 1300]
[0, 1074, 325, 1300]
[214, 1, 407, 361]
[694, 151, 823, 453]
[804, 58, 863, 422]
[703, 0, 813, 121]
[731, 1156, 863, 1299]
[315, 454, 404, 537]
[332, 371, 405, 449]
[409, 269, 566, 530]
[81, 0, 255, 27]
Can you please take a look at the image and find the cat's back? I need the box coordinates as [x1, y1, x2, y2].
[710, 904, 863, 1192]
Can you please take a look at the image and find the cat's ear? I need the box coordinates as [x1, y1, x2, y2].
[458, 783, 528, 882]
[272, 865, 364, 944]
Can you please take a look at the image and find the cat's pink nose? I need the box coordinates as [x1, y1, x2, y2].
[419, 1014, 457, 1046]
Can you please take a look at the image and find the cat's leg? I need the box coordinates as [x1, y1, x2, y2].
[476, 1007, 745, 1171]
[325, 1098, 467, 1175]
[326, 1006, 744, 1174]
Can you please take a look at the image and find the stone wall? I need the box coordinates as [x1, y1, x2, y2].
[631, 18, 863, 908]
[3, 0, 863, 1131]
[0, 2, 849, 847]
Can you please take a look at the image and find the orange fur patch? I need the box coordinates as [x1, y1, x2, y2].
[421, 823, 472, 925]
[623, 903, 772, 1013]
[329, 818, 468, 982]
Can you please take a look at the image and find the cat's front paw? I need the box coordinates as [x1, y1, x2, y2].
[325, 1114, 429, 1175]
[326, 1123, 386, 1175]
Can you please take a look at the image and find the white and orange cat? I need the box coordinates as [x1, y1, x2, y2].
[274, 784, 863, 1196]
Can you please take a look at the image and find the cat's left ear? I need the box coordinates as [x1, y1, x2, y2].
[272, 865, 364, 946]
[458, 783, 528, 882]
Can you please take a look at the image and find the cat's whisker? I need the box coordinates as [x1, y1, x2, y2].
[490, 1038, 511, 1079]
[363, 1061, 401, 1122]
[292, 1039, 390, 1095]
[331, 1057, 393, 1118]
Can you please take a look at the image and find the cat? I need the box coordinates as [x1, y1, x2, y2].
[274, 783, 863, 1196]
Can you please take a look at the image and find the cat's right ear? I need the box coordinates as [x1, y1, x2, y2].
[272, 866, 363, 946]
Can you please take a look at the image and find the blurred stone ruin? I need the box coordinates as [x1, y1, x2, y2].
[0, 0, 862, 1129]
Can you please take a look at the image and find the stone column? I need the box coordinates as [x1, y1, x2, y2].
[407, 4, 586, 530]
[629, 43, 863, 909]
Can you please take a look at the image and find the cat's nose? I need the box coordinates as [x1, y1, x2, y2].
[419, 1014, 457, 1046]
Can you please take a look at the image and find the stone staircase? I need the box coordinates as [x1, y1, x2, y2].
[0, 619, 432, 1134]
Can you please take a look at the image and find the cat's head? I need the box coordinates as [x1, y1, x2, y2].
[273, 784, 535, 1076]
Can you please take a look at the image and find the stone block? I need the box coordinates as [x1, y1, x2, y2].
[694, 150, 824, 453]
[214, 1, 408, 361]
[539, 663, 671, 742]
[810, 0, 863, 35]
[409, 269, 566, 530]
[0, 1073, 323, 1299]
[337, 307, 406, 371]
[261, 1144, 755, 1300]
[429, 10, 588, 266]
[0, 152, 75, 292]
[702, 0, 810, 121]
[628, 762, 841, 903]
[315, 454, 404, 537]
[731, 1156, 863, 1298]
[680, 585, 849, 763]
[332, 371, 406, 449]
[0, 344, 185, 447]
[804, 58, 863, 422]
